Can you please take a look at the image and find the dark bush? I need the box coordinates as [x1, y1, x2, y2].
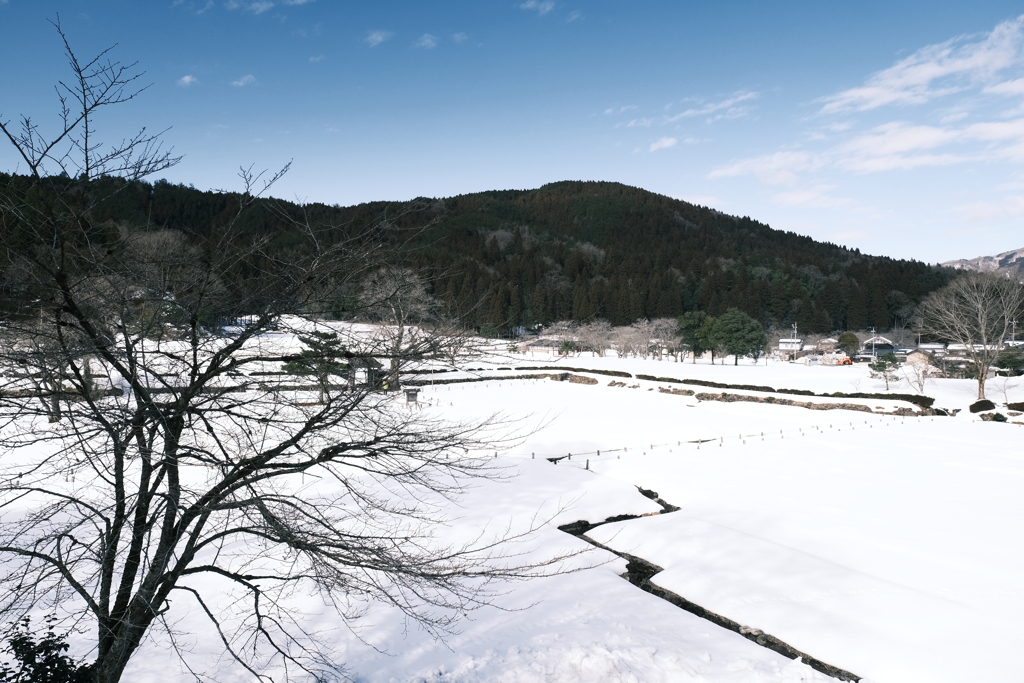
[1008, 402, 1024, 411]
[0, 616, 92, 683]
[679, 378, 776, 392]
[970, 399, 996, 413]
[519, 366, 632, 377]
[829, 392, 936, 409]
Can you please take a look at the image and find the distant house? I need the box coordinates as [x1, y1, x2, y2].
[917, 342, 947, 355]
[862, 335, 894, 356]
[817, 337, 838, 353]
[778, 338, 803, 351]
[946, 343, 1002, 353]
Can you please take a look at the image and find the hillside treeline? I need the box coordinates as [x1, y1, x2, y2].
[0, 175, 950, 333]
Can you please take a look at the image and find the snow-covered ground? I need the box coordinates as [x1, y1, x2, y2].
[9, 330, 1023, 682]
[366, 351, 1024, 683]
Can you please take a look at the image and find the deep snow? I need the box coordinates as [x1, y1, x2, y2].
[8, 332, 1023, 682]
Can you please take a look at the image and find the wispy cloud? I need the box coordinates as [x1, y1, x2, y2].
[283, 0, 314, 4]
[453, 32, 468, 44]
[567, 10, 582, 22]
[956, 195, 1024, 221]
[603, 105, 637, 116]
[772, 185, 851, 208]
[365, 30, 392, 47]
[671, 91, 759, 121]
[834, 122, 963, 172]
[232, 74, 257, 87]
[985, 77, 1024, 95]
[225, 0, 274, 12]
[622, 92, 758, 128]
[649, 137, 678, 152]
[820, 15, 1024, 113]
[309, 55, 324, 63]
[414, 33, 438, 49]
[174, 0, 214, 10]
[711, 114, 1024, 184]
[519, 0, 554, 16]
[710, 151, 824, 185]
[177, 75, 198, 86]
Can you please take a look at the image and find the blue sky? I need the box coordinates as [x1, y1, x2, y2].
[3, 2, 1024, 263]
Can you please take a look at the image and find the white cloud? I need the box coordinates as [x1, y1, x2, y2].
[985, 77, 1024, 95]
[249, 0, 273, 12]
[309, 55, 324, 63]
[283, 0, 314, 4]
[625, 117, 655, 127]
[710, 151, 823, 185]
[177, 75, 198, 86]
[365, 30, 392, 47]
[821, 15, 1024, 113]
[519, 0, 554, 16]
[841, 122, 959, 157]
[715, 114, 1024, 183]
[670, 91, 759, 121]
[453, 32, 468, 43]
[232, 74, 256, 87]
[649, 137, 678, 152]
[567, 10, 582, 22]
[414, 33, 438, 49]
[621, 92, 758, 129]
[603, 105, 637, 116]
[772, 185, 851, 208]
[956, 195, 1024, 221]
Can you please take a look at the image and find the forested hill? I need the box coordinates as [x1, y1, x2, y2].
[5, 175, 950, 333]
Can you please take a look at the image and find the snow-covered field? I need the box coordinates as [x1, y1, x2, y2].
[9, 331, 1023, 683]
[335, 350, 1024, 683]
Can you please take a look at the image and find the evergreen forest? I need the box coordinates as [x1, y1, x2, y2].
[0, 175, 952, 334]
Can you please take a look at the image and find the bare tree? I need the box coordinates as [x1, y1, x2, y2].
[649, 318, 679, 361]
[545, 320, 578, 355]
[0, 26, 573, 683]
[917, 272, 1024, 399]
[356, 267, 437, 389]
[575, 319, 612, 357]
[902, 356, 935, 394]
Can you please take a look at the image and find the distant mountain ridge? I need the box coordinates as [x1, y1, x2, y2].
[941, 247, 1024, 279]
[0, 175, 952, 333]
